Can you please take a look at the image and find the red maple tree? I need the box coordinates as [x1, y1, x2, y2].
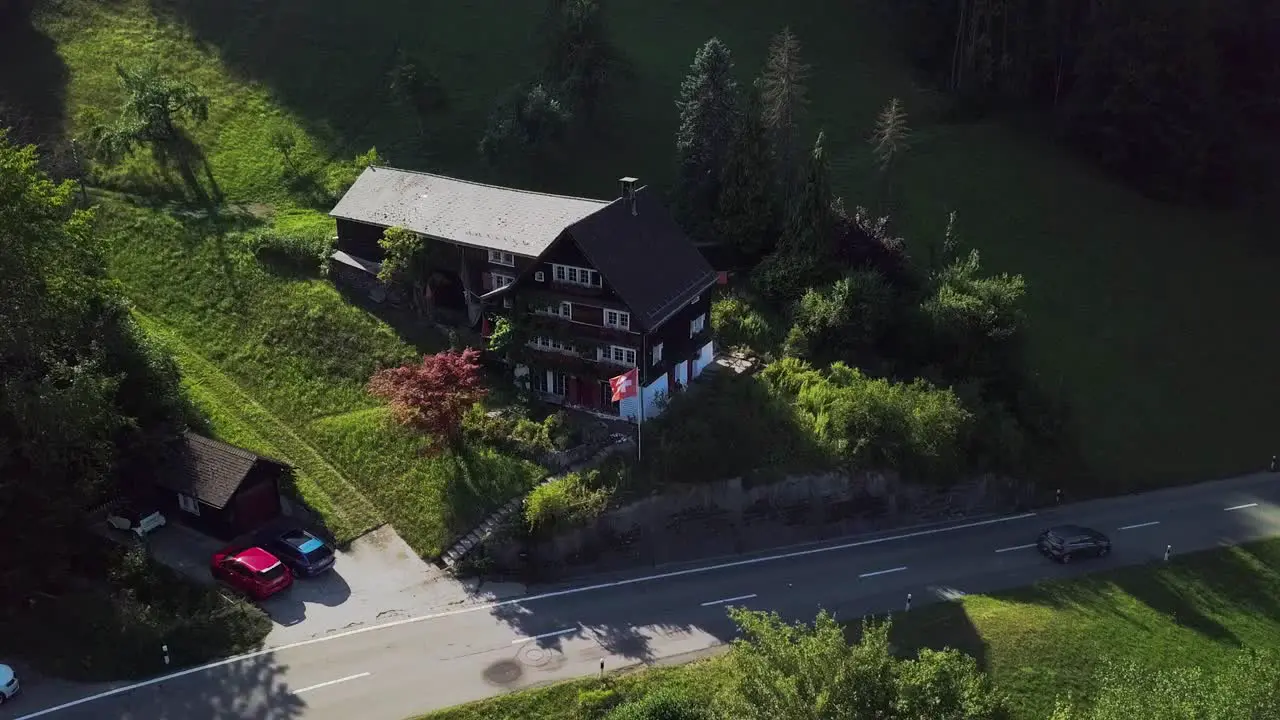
[367, 348, 487, 440]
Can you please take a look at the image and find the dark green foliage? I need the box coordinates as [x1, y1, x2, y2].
[3, 546, 269, 680]
[606, 686, 711, 720]
[387, 52, 448, 136]
[0, 134, 184, 618]
[545, 0, 613, 110]
[783, 270, 895, 367]
[751, 131, 833, 305]
[893, 0, 1279, 202]
[673, 37, 740, 244]
[242, 226, 334, 273]
[88, 61, 209, 163]
[761, 358, 973, 482]
[829, 202, 913, 290]
[711, 292, 777, 353]
[722, 611, 1010, 720]
[324, 146, 383, 201]
[714, 89, 777, 258]
[479, 83, 573, 162]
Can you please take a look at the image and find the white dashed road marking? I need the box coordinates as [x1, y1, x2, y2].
[859, 566, 907, 579]
[1225, 503, 1259, 512]
[1119, 521, 1160, 530]
[995, 543, 1037, 553]
[700, 593, 758, 607]
[293, 673, 370, 695]
[511, 627, 578, 645]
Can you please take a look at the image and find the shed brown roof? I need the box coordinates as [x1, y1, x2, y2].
[155, 432, 287, 509]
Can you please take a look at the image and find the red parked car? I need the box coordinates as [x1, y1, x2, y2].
[211, 546, 293, 600]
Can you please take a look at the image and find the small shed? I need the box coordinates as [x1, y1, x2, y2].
[155, 432, 287, 540]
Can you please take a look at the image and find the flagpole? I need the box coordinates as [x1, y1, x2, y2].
[637, 335, 644, 462]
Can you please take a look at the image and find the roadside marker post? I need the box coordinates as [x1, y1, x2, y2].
[1270, 455, 1277, 472]
[1056, 488, 1062, 505]
[599, 659, 605, 679]
[905, 593, 912, 612]
[162, 645, 170, 666]
[1164, 545, 1172, 562]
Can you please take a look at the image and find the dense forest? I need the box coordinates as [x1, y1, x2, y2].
[894, 0, 1280, 203]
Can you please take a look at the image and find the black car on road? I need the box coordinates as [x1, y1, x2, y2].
[1037, 525, 1111, 563]
[257, 527, 336, 578]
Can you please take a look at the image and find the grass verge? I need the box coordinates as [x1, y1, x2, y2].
[415, 537, 1280, 719]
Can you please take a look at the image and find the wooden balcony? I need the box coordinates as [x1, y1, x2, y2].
[527, 313, 637, 346]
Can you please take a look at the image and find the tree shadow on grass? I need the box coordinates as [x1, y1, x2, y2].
[0, 7, 70, 164]
[849, 601, 991, 672]
[331, 280, 448, 356]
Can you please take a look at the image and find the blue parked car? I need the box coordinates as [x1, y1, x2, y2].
[259, 527, 336, 577]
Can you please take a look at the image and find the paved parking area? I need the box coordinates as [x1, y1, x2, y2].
[132, 522, 524, 648]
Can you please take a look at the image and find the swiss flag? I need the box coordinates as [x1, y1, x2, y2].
[609, 368, 638, 402]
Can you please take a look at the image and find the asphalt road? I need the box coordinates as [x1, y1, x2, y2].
[10, 472, 1280, 720]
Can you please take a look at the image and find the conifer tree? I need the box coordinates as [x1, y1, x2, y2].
[715, 89, 776, 258]
[674, 37, 740, 244]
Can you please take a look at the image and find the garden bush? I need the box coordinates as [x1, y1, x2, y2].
[240, 226, 333, 272]
[762, 357, 973, 482]
[523, 469, 612, 533]
[711, 293, 775, 353]
[782, 270, 895, 366]
[605, 686, 711, 720]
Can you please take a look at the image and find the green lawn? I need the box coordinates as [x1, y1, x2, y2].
[25, 0, 1280, 492]
[102, 199, 544, 555]
[419, 538, 1280, 719]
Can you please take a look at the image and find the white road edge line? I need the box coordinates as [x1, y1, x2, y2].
[1225, 503, 1259, 512]
[293, 672, 371, 695]
[859, 566, 908, 579]
[1118, 521, 1160, 530]
[700, 593, 758, 607]
[12, 510, 1037, 720]
[995, 543, 1036, 553]
[511, 627, 579, 645]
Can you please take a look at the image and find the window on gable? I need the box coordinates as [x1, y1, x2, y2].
[535, 271, 545, 282]
[503, 297, 513, 309]
[651, 342, 663, 365]
[690, 313, 706, 338]
[551, 263, 601, 288]
[488, 250, 515, 267]
[604, 310, 630, 330]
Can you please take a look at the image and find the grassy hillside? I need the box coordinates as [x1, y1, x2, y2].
[100, 199, 544, 554]
[22, 0, 1280, 495]
[420, 538, 1280, 719]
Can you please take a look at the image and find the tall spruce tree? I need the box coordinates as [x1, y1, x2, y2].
[870, 97, 911, 214]
[715, 88, 776, 259]
[674, 37, 740, 244]
[757, 27, 810, 199]
[781, 129, 833, 259]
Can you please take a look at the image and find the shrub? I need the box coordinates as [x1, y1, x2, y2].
[577, 685, 622, 719]
[479, 83, 573, 162]
[324, 146, 383, 200]
[524, 470, 612, 533]
[782, 270, 895, 365]
[711, 293, 774, 353]
[762, 358, 973, 482]
[606, 686, 712, 720]
[240, 226, 333, 271]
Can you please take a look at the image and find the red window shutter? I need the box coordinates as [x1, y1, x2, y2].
[567, 377, 580, 405]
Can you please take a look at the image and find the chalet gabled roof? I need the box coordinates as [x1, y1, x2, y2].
[565, 187, 718, 332]
[154, 432, 287, 509]
[329, 166, 609, 257]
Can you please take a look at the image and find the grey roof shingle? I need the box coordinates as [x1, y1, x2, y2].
[329, 166, 609, 257]
[155, 432, 285, 509]
[566, 187, 718, 331]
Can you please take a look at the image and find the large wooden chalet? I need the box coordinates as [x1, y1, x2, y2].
[329, 166, 719, 422]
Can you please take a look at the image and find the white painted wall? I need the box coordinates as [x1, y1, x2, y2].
[693, 340, 715, 378]
[674, 360, 688, 386]
[619, 373, 669, 423]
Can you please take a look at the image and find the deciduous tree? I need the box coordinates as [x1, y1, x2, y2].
[367, 348, 487, 441]
[89, 61, 209, 163]
[674, 37, 740, 244]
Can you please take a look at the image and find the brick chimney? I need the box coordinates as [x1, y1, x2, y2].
[618, 176, 638, 216]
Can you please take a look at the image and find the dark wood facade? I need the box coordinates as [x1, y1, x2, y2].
[154, 433, 286, 541]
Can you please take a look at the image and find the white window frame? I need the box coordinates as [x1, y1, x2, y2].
[535, 271, 545, 282]
[530, 336, 576, 354]
[551, 263, 602, 288]
[491, 272, 515, 289]
[488, 250, 515, 267]
[604, 310, 630, 330]
[690, 313, 706, 338]
[503, 296, 513, 309]
[178, 493, 201, 516]
[537, 301, 573, 318]
[600, 345, 637, 367]
[651, 342, 663, 365]
[552, 372, 567, 396]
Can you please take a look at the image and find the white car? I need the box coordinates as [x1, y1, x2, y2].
[107, 505, 167, 537]
[0, 663, 18, 705]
